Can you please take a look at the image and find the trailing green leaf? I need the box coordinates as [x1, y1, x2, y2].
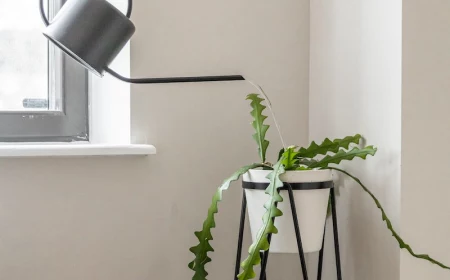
[298, 134, 362, 159]
[277, 148, 285, 161]
[297, 158, 317, 167]
[247, 94, 270, 163]
[189, 163, 265, 280]
[238, 158, 286, 280]
[309, 146, 377, 169]
[296, 166, 312, 171]
[329, 167, 450, 270]
[281, 146, 299, 170]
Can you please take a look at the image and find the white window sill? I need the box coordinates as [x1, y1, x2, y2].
[0, 144, 156, 158]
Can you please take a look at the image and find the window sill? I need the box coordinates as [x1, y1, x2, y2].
[0, 144, 156, 158]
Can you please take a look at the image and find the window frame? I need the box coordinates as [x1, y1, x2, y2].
[0, 0, 89, 142]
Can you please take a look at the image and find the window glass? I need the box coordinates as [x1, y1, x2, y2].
[0, 0, 48, 111]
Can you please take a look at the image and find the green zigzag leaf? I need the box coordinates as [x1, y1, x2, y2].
[237, 158, 286, 280]
[277, 148, 285, 161]
[298, 134, 362, 159]
[189, 163, 265, 280]
[309, 146, 377, 169]
[247, 94, 270, 163]
[329, 167, 450, 270]
[281, 146, 299, 170]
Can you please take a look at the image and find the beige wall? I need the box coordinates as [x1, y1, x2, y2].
[401, 1, 450, 279]
[0, 0, 310, 279]
[130, 0, 309, 279]
[310, 1, 402, 279]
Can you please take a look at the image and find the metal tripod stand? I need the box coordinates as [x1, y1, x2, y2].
[234, 182, 343, 280]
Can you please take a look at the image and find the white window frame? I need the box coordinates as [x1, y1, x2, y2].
[0, 0, 89, 142]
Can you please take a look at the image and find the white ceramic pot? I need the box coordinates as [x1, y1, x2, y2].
[242, 169, 333, 254]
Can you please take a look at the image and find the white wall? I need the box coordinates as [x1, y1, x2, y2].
[310, 1, 402, 279]
[0, 0, 310, 279]
[401, 1, 450, 279]
[11, 1, 450, 279]
[130, 0, 310, 278]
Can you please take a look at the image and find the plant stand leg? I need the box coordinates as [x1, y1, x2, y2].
[286, 184, 309, 280]
[259, 237, 271, 280]
[330, 188, 343, 280]
[234, 190, 247, 280]
[317, 225, 326, 280]
[233, 190, 274, 280]
[259, 199, 279, 280]
[259, 252, 266, 280]
[238, 183, 342, 280]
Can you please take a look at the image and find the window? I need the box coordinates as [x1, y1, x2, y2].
[0, 0, 88, 142]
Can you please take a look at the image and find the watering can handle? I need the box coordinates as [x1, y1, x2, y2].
[39, 0, 133, 26]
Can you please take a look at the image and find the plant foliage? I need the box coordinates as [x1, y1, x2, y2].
[237, 157, 286, 280]
[281, 146, 299, 170]
[298, 135, 362, 158]
[190, 93, 450, 280]
[329, 167, 450, 270]
[188, 163, 265, 280]
[308, 146, 377, 169]
[247, 93, 270, 163]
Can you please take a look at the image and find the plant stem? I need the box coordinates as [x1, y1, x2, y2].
[328, 167, 450, 271]
[246, 79, 287, 150]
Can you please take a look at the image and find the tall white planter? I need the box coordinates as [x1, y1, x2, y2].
[243, 169, 333, 253]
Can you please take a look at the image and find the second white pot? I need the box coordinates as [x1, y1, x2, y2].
[242, 169, 333, 254]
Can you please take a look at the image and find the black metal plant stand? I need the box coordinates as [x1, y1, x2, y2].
[234, 182, 343, 280]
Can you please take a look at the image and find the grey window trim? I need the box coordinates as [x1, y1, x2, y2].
[0, 0, 89, 142]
